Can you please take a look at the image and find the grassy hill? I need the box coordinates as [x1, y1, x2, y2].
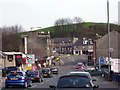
[22, 22, 119, 39]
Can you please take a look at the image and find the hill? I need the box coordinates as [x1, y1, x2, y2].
[22, 22, 119, 39]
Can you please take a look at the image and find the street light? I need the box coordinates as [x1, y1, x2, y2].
[107, 0, 111, 81]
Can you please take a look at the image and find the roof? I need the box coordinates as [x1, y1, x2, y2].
[4, 52, 23, 55]
[53, 38, 73, 43]
[74, 39, 83, 46]
[69, 71, 90, 74]
[74, 39, 93, 46]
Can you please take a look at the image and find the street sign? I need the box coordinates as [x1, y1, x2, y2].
[99, 56, 105, 67]
[109, 48, 113, 52]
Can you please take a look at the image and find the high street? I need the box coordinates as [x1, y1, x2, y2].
[1, 55, 119, 89]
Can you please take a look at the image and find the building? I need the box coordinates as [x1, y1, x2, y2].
[51, 37, 76, 55]
[20, 31, 50, 58]
[73, 38, 94, 55]
[96, 30, 120, 62]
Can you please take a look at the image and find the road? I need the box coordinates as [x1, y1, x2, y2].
[1, 55, 119, 90]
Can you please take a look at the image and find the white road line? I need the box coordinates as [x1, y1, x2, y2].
[39, 82, 44, 84]
[45, 80, 49, 83]
[31, 85, 37, 88]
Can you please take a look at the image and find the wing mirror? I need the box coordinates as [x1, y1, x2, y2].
[93, 85, 99, 88]
[49, 85, 56, 88]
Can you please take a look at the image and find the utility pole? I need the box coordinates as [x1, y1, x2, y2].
[107, 0, 111, 81]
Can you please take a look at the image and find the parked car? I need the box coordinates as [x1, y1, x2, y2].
[85, 67, 105, 76]
[42, 68, 53, 78]
[49, 75, 99, 90]
[50, 67, 59, 74]
[5, 71, 32, 88]
[2, 66, 20, 77]
[26, 70, 44, 82]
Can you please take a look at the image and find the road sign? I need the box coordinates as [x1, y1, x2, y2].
[99, 56, 105, 67]
[109, 48, 113, 52]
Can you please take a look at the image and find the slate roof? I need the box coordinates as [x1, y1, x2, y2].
[74, 39, 93, 46]
[53, 38, 73, 43]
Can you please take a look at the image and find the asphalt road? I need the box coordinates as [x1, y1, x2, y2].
[1, 55, 119, 89]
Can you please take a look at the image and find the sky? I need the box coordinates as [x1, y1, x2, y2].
[0, 0, 120, 31]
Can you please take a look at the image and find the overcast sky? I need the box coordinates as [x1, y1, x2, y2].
[0, 0, 119, 31]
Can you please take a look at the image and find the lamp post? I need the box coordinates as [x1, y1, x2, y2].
[107, 0, 111, 81]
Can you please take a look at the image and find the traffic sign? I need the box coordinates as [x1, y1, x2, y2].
[99, 56, 105, 67]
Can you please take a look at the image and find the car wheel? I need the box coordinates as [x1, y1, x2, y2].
[29, 81, 32, 87]
[41, 78, 44, 82]
[39, 78, 41, 82]
[24, 82, 28, 88]
[5, 85, 9, 88]
[102, 74, 104, 77]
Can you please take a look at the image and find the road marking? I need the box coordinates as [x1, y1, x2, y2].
[45, 80, 49, 83]
[31, 85, 37, 88]
[40, 82, 44, 84]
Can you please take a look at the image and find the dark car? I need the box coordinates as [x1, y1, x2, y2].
[5, 71, 32, 88]
[50, 67, 59, 74]
[42, 68, 53, 78]
[49, 75, 99, 90]
[26, 70, 44, 82]
[2, 66, 20, 77]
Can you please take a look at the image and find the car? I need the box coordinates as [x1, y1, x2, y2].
[50, 67, 59, 74]
[2, 66, 20, 77]
[49, 75, 99, 90]
[26, 70, 44, 82]
[5, 71, 32, 88]
[67, 71, 96, 82]
[75, 62, 85, 70]
[42, 68, 53, 78]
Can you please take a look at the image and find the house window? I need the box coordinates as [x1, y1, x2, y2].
[76, 51, 79, 54]
[7, 55, 13, 62]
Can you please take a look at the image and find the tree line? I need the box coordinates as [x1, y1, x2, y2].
[1, 25, 24, 52]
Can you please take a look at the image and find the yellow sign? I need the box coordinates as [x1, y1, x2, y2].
[26, 66, 31, 70]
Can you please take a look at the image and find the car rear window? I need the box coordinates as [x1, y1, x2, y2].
[9, 72, 23, 76]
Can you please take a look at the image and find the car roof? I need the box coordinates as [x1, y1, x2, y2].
[69, 71, 90, 74]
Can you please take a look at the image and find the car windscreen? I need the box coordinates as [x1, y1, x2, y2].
[42, 69, 49, 73]
[27, 70, 39, 75]
[57, 76, 92, 88]
[9, 72, 23, 76]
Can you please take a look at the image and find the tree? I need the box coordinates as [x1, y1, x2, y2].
[73, 17, 84, 24]
[1, 25, 24, 51]
[54, 18, 73, 37]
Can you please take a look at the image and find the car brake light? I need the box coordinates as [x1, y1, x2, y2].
[22, 77, 25, 80]
[5, 77, 8, 80]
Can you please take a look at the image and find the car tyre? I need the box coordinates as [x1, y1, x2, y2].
[29, 81, 32, 87]
[5, 85, 9, 88]
[39, 78, 41, 82]
[24, 82, 28, 88]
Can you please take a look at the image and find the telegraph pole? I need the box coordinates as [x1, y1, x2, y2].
[107, 0, 111, 81]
